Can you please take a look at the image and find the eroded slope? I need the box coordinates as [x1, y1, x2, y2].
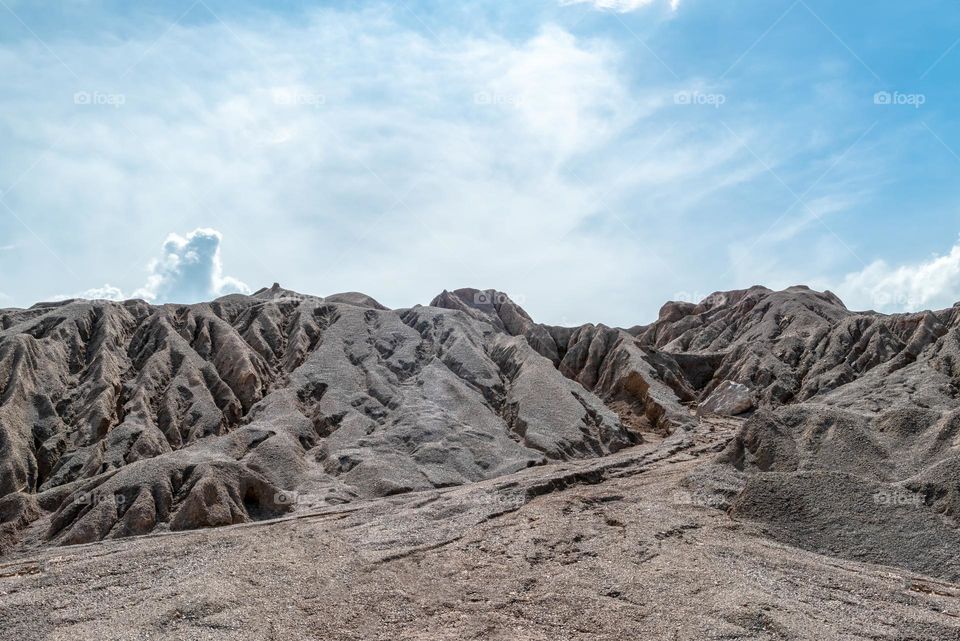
[0, 286, 638, 549]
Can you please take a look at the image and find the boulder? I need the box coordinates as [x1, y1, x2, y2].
[697, 380, 754, 416]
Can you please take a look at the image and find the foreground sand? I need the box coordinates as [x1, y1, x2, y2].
[1, 417, 957, 641]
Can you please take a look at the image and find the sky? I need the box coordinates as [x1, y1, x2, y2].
[0, 0, 959, 326]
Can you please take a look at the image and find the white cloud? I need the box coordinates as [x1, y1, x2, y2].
[77, 284, 125, 301]
[0, 6, 839, 325]
[837, 237, 960, 312]
[132, 228, 250, 303]
[559, 0, 680, 12]
[76, 229, 249, 304]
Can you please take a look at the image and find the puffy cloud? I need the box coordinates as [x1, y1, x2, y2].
[76, 229, 249, 304]
[837, 238, 960, 312]
[559, 0, 680, 12]
[132, 228, 250, 303]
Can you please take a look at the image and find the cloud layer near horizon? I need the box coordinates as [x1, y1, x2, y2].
[837, 238, 960, 313]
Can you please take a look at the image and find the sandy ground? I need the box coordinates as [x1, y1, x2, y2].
[1, 417, 959, 641]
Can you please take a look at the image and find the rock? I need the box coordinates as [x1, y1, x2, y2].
[657, 300, 698, 323]
[697, 380, 754, 416]
[6, 282, 960, 562]
[323, 292, 388, 310]
[637, 285, 956, 409]
[0, 286, 642, 546]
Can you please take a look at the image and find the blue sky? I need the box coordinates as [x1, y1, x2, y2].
[1, 0, 959, 325]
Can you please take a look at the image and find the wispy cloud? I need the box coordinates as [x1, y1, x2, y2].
[0, 11, 734, 323]
[0, 2, 918, 324]
[559, 0, 680, 12]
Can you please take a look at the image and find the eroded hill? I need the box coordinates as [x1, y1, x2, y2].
[2, 283, 960, 592]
